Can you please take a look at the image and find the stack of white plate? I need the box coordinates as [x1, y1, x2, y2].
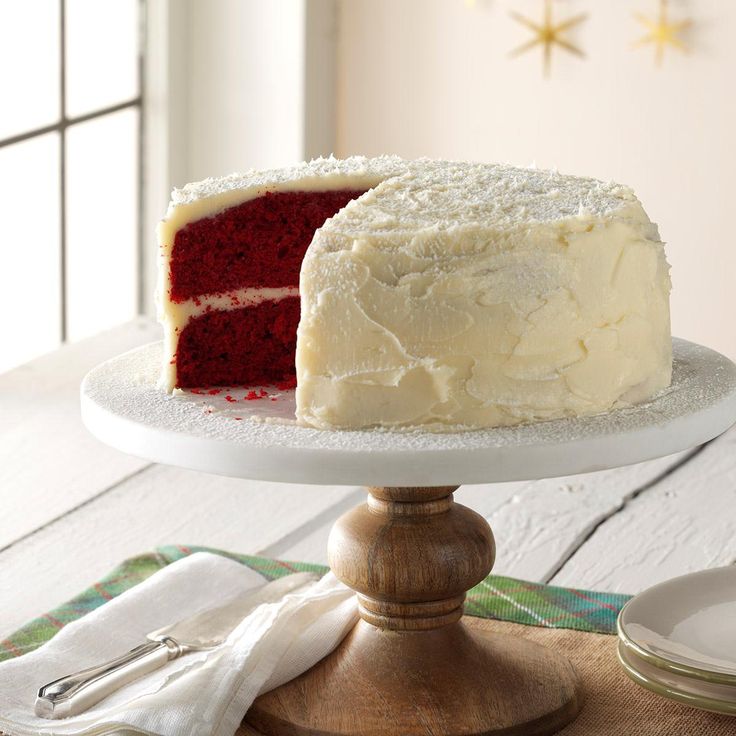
[617, 566, 736, 715]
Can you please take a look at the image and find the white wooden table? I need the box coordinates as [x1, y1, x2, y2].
[2, 319, 735, 641]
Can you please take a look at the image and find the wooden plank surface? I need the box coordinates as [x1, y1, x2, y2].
[0, 319, 161, 549]
[552, 426, 736, 593]
[0, 462, 359, 638]
[485, 450, 697, 583]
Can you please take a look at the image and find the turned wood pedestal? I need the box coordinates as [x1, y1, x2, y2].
[246, 487, 584, 736]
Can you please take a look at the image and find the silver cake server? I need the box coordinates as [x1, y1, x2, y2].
[35, 571, 319, 719]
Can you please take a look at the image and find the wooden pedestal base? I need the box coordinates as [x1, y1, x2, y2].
[247, 618, 582, 736]
[245, 486, 584, 736]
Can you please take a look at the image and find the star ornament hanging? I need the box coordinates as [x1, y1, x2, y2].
[634, 0, 691, 66]
[510, 0, 587, 77]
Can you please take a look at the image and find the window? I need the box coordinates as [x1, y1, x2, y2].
[0, 0, 144, 373]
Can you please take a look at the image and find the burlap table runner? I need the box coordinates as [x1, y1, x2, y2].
[479, 618, 732, 735]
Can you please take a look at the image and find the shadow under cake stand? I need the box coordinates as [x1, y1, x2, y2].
[81, 338, 736, 736]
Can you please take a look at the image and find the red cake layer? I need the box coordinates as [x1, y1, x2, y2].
[169, 189, 367, 301]
[175, 298, 300, 388]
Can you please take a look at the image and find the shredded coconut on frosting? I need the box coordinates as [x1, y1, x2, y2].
[157, 156, 672, 431]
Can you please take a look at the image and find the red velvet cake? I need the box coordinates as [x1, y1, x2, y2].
[156, 157, 392, 392]
[166, 189, 366, 389]
[158, 156, 672, 432]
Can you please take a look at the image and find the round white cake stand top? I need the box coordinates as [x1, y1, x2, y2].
[81, 338, 736, 486]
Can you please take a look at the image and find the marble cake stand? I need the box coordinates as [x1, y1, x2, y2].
[81, 338, 736, 736]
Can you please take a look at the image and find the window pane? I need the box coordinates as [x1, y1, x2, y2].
[0, 1, 59, 139]
[66, 0, 139, 117]
[0, 135, 61, 371]
[66, 109, 138, 341]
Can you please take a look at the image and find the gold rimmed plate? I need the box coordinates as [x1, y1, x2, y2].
[618, 640, 736, 716]
[618, 567, 736, 690]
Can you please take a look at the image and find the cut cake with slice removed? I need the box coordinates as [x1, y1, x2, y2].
[157, 156, 672, 431]
[157, 156, 404, 394]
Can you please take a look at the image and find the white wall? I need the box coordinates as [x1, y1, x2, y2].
[176, 0, 307, 181]
[336, 0, 736, 359]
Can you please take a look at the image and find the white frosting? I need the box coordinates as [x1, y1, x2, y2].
[295, 160, 672, 429]
[157, 156, 672, 430]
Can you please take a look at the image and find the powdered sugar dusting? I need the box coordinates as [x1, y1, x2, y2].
[84, 340, 736, 455]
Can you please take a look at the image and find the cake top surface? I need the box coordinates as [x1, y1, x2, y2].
[167, 156, 650, 236]
[324, 159, 646, 238]
[168, 155, 405, 208]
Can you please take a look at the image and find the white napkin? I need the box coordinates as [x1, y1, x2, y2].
[0, 552, 357, 736]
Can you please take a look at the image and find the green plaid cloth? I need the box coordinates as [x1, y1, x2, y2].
[0, 545, 630, 662]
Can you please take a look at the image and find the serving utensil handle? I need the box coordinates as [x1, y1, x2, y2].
[35, 637, 181, 719]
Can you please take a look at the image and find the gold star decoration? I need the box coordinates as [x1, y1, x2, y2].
[634, 0, 691, 66]
[510, 0, 587, 77]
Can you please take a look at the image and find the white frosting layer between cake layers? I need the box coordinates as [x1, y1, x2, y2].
[162, 286, 298, 372]
[295, 160, 672, 429]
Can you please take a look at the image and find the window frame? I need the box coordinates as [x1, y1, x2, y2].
[0, 0, 146, 343]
